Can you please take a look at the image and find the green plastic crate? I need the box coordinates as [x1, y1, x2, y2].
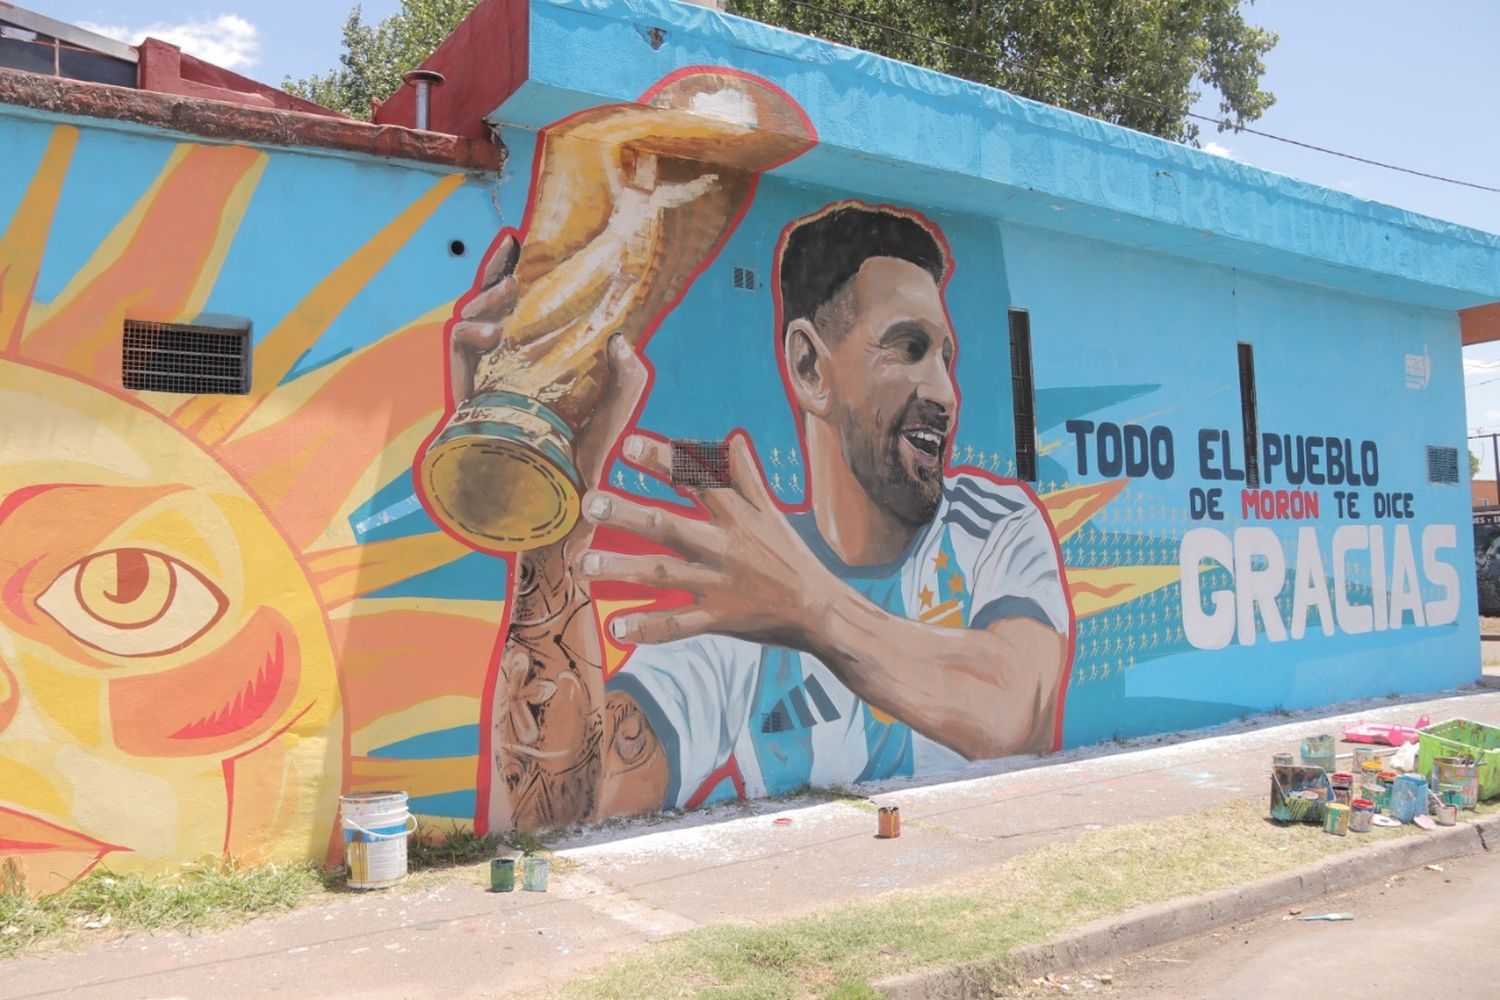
[1416, 719, 1500, 802]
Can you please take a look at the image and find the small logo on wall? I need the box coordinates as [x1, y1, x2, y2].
[1405, 347, 1431, 390]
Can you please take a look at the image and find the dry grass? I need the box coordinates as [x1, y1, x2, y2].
[563, 797, 1497, 999]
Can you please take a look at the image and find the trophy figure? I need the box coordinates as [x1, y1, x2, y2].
[420, 69, 815, 551]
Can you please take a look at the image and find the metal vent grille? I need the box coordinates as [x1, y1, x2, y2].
[1237, 342, 1260, 488]
[732, 266, 757, 291]
[122, 320, 250, 395]
[1427, 445, 1459, 484]
[670, 440, 732, 488]
[1008, 309, 1037, 482]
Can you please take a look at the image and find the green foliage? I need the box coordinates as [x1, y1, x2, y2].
[727, 0, 1277, 144]
[283, 0, 482, 120]
[1473, 449, 1483, 477]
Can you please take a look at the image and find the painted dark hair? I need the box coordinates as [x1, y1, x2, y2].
[778, 203, 947, 339]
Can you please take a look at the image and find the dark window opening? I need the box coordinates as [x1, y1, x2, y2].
[1238, 342, 1260, 488]
[122, 319, 251, 395]
[1009, 308, 1038, 483]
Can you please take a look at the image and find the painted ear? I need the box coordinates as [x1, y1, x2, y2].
[784, 318, 831, 417]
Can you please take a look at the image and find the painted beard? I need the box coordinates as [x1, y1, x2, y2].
[841, 395, 948, 529]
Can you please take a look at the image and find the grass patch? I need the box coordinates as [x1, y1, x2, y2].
[564, 797, 1497, 999]
[0, 858, 327, 960]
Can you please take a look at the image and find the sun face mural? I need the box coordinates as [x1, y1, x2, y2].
[0, 129, 498, 893]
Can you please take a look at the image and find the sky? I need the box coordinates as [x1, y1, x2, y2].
[31, 0, 1500, 463]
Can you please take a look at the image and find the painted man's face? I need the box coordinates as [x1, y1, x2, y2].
[824, 257, 957, 527]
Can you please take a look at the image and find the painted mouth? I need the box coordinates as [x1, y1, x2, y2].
[0, 805, 127, 893]
[898, 425, 946, 471]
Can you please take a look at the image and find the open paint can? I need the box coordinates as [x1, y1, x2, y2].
[1323, 802, 1350, 836]
[877, 806, 901, 839]
[1349, 799, 1374, 833]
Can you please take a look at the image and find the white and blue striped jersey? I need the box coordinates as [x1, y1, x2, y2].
[606, 473, 1069, 809]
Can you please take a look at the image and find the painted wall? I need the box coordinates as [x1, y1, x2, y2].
[0, 61, 1476, 890]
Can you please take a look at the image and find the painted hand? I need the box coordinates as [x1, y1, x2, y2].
[449, 234, 520, 405]
[577, 432, 837, 649]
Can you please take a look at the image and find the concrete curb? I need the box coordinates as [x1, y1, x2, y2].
[877, 812, 1500, 999]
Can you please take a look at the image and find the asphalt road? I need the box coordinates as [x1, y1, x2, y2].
[1021, 848, 1500, 999]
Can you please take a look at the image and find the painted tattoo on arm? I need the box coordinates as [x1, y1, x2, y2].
[491, 540, 668, 833]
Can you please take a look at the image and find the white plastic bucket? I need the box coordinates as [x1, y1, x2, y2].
[340, 791, 416, 890]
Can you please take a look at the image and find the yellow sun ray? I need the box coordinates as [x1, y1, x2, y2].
[174, 173, 466, 447]
[21, 144, 267, 389]
[347, 753, 477, 799]
[306, 533, 477, 609]
[1040, 479, 1129, 542]
[1066, 565, 1179, 618]
[214, 304, 452, 551]
[0, 126, 78, 353]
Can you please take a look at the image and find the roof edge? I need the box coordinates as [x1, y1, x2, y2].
[0, 68, 502, 172]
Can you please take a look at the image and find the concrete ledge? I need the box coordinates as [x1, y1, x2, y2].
[877, 813, 1500, 999]
[0, 69, 503, 172]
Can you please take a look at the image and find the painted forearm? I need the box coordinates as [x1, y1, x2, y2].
[806, 585, 1063, 759]
[490, 543, 606, 832]
[490, 543, 669, 833]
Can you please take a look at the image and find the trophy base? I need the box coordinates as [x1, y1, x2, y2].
[420, 392, 583, 551]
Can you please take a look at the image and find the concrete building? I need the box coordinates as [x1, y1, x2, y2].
[2, 0, 1498, 888]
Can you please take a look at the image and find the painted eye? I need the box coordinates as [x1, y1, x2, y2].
[36, 548, 228, 657]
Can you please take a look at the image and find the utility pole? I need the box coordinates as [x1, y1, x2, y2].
[1470, 430, 1500, 507]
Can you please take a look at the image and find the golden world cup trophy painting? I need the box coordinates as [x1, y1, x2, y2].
[420, 69, 816, 550]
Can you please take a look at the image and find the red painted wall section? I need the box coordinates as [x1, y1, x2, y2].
[137, 38, 344, 117]
[1462, 301, 1500, 346]
[372, 0, 529, 138]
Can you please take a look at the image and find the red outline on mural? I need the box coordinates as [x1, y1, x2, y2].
[414, 67, 1077, 832]
[408, 68, 815, 834]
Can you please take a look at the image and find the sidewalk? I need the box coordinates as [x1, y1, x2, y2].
[5, 687, 1499, 1000]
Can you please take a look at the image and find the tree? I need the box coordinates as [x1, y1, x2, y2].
[289, 0, 1276, 144]
[1473, 450, 1483, 478]
[284, 0, 481, 120]
[726, 0, 1276, 144]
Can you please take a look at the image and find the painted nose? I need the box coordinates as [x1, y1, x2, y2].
[918, 355, 958, 416]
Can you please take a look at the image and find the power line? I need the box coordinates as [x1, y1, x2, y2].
[772, 0, 1500, 195]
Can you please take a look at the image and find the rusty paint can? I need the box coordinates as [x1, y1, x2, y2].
[877, 806, 901, 839]
[1323, 802, 1350, 836]
[1330, 772, 1353, 806]
[1272, 752, 1295, 767]
[1352, 746, 1377, 772]
[1349, 799, 1374, 833]
[1435, 803, 1458, 826]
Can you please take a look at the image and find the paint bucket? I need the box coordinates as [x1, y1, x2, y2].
[1435, 803, 1458, 826]
[1389, 773, 1428, 824]
[490, 855, 517, 892]
[1432, 757, 1479, 810]
[1349, 799, 1374, 833]
[1301, 734, 1336, 774]
[1439, 783, 1464, 808]
[1377, 771, 1398, 813]
[1323, 802, 1350, 836]
[1360, 781, 1383, 806]
[523, 856, 550, 892]
[1330, 772, 1353, 806]
[1359, 760, 1384, 782]
[340, 791, 417, 890]
[1272, 752, 1295, 767]
[1270, 765, 1330, 824]
[877, 806, 901, 839]
[1352, 746, 1377, 772]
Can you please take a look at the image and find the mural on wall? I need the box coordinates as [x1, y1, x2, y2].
[0, 129, 500, 893]
[1476, 512, 1500, 616]
[0, 62, 1471, 889]
[417, 68, 1165, 832]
